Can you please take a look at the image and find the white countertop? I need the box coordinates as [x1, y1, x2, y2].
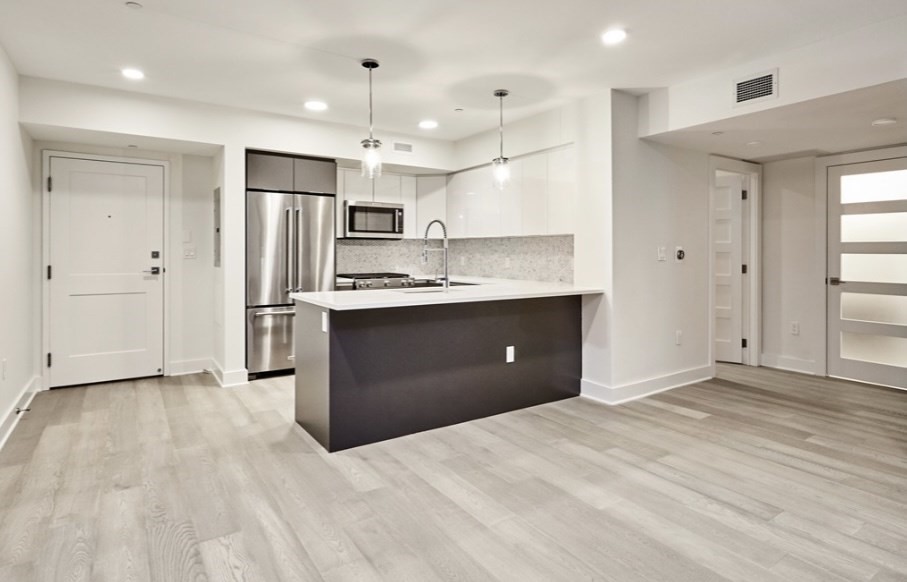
[292, 276, 603, 311]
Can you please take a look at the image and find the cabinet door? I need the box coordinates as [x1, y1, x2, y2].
[521, 152, 548, 236]
[500, 159, 523, 237]
[373, 174, 401, 203]
[416, 176, 447, 237]
[294, 158, 336, 194]
[247, 153, 293, 191]
[335, 168, 345, 236]
[445, 173, 467, 238]
[343, 169, 374, 202]
[401, 176, 417, 238]
[547, 146, 577, 235]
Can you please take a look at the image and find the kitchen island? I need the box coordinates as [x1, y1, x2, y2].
[291, 278, 602, 452]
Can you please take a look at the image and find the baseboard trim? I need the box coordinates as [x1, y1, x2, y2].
[761, 353, 817, 375]
[211, 359, 248, 388]
[0, 375, 41, 451]
[168, 358, 213, 376]
[581, 365, 713, 405]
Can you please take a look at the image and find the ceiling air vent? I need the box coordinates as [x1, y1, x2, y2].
[393, 141, 414, 154]
[734, 69, 778, 106]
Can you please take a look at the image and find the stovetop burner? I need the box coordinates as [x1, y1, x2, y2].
[337, 272, 410, 279]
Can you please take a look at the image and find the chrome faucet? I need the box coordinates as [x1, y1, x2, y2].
[422, 219, 449, 290]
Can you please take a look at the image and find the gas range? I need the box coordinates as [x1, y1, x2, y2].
[336, 272, 417, 290]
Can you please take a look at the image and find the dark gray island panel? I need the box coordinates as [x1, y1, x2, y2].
[295, 295, 581, 452]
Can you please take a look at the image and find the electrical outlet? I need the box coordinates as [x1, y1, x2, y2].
[183, 246, 197, 259]
[791, 321, 800, 336]
[321, 312, 328, 333]
[675, 330, 682, 345]
[656, 246, 667, 262]
[506, 345, 515, 363]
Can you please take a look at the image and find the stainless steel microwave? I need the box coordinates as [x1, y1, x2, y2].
[344, 201, 404, 239]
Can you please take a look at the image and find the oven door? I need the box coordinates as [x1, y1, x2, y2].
[344, 201, 404, 239]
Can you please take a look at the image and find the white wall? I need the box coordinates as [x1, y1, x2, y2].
[762, 156, 822, 374]
[639, 14, 907, 136]
[0, 43, 37, 443]
[582, 91, 711, 403]
[171, 154, 215, 373]
[18, 77, 455, 385]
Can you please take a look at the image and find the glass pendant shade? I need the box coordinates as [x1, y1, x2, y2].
[361, 138, 382, 178]
[492, 157, 510, 189]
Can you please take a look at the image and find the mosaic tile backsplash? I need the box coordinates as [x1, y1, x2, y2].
[337, 235, 573, 283]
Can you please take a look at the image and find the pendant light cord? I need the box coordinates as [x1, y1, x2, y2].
[498, 94, 504, 158]
[368, 67, 374, 140]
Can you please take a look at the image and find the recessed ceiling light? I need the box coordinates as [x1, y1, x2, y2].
[304, 100, 328, 111]
[601, 28, 628, 46]
[418, 120, 439, 130]
[712, 131, 724, 136]
[121, 68, 145, 80]
[746, 140, 762, 146]
[125, 1, 143, 8]
[454, 108, 464, 112]
[127, 144, 138, 148]
[871, 117, 897, 127]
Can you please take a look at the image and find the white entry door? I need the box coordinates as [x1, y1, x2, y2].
[48, 156, 165, 387]
[713, 173, 744, 363]
[827, 157, 907, 389]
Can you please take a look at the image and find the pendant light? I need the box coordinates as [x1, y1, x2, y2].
[360, 58, 382, 179]
[492, 89, 510, 190]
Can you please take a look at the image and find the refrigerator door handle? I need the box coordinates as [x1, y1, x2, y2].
[296, 207, 304, 292]
[285, 208, 294, 292]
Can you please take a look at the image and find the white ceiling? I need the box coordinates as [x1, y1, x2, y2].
[2, 0, 907, 143]
[647, 80, 907, 162]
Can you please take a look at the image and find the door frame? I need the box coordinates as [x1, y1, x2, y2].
[814, 144, 907, 378]
[41, 150, 171, 389]
[708, 156, 762, 368]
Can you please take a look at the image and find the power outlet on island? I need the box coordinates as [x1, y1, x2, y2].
[506, 345, 515, 363]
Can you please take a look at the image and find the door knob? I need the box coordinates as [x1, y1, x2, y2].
[143, 267, 161, 275]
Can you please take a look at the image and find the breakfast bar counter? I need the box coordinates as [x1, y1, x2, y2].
[290, 279, 602, 452]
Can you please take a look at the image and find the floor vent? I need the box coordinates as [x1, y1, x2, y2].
[393, 142, 414, 154]
[734, 69, 778, 106]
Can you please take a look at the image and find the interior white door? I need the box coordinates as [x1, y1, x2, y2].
[827, 157, 907, 389]
[713, 173, 744, 363]
[48, 157, 165, 387]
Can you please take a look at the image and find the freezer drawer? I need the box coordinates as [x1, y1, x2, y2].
[247, 306, 296, 374]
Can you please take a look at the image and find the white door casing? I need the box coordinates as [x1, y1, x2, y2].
[47, 155, 165, 387]
[827, 157, 907, 390]
[713, 173, 744, 363]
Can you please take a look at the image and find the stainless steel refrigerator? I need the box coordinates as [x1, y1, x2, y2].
[246, 191, 334, 376]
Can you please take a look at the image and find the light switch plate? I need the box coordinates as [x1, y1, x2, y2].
[506, 345, 515, 363]
[321, 312, 328, 333]
[657, 246, 667, 261]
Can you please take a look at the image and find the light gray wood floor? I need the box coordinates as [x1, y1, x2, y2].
[1, 364, 906, 581]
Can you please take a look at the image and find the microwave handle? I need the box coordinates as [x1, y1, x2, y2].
[395, 209, 403, 234]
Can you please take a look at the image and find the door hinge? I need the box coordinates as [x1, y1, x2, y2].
[47, 176, 52, 192]
[742, 189, 748, 200]
[47, 353, 52, 367]
[47, 265, 52, 280]
[742, 264, 748, 274]
[742, 339, 748, 349]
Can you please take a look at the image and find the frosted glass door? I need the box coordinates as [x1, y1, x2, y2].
[827, 157, 907, 389]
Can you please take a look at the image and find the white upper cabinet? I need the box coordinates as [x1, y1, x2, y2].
[400, 176, 417, 238]
[416, 176, 447, 237]
[547, 146, 577, 235]
[444, 144, 576, 238]
[373, 174, 402, 204]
